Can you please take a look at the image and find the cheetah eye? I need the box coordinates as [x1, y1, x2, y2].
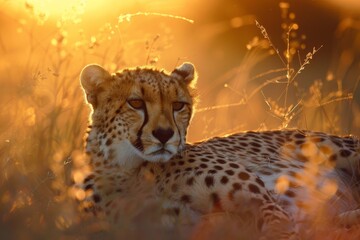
[172, 102, 186, 111]
[127, 99, 145, 110]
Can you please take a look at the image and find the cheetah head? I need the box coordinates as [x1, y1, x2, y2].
[80, 63, 197, 167]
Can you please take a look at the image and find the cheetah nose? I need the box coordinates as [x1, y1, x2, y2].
[152, 128, 174, 144]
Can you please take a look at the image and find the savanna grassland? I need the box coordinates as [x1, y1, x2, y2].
[1, 0, 360, 239]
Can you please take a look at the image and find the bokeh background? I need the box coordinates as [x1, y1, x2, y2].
[1, 0, 360, 239]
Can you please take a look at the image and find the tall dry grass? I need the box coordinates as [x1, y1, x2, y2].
[0, 1, 359, 239]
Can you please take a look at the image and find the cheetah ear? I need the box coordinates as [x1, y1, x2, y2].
[171, 62, 197, 88]
[80, 64, 112, 107]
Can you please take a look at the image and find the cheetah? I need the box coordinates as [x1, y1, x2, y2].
[77, 62, 360, 239]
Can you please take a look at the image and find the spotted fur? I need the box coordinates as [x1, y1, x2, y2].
[77, 63, 360, 239]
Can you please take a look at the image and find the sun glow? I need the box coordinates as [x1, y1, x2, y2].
[1, 0, 360, 238]
[4, 0, 86, 22]
[5, 0, 188, 22]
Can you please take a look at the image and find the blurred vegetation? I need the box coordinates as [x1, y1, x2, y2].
[0, 0, 360, 239]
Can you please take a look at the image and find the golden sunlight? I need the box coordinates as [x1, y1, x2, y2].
[5, 0, 187, 22]
[5, 0, 86, 23]
[1, 0, 360, 239]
